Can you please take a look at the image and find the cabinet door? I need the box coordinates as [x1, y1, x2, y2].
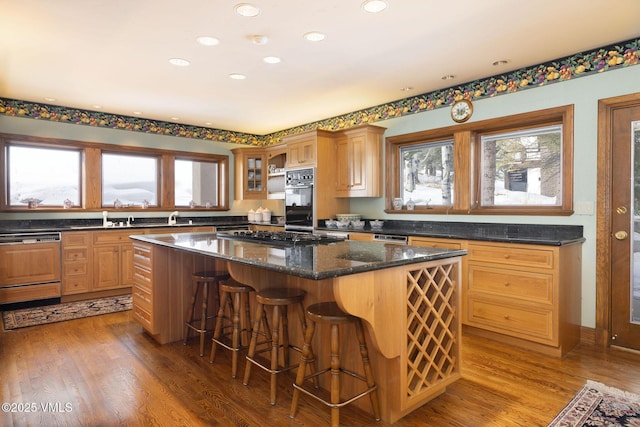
[335, 125, 384, 197]
[0, 243, 61, 286]
[233, 149, 267, 200]
[93, 245, 121, 290]
[287, 139, 316, 167]
[120, 243, 134, 286]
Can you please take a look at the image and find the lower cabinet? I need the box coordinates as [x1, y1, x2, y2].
[463, 241, 582, 357]
[93, 231, 135, 291]
[410, 236, 582, 357]
[62, 232, 92, 295]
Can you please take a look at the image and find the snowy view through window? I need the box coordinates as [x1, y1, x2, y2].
[102, 153, 158, 207]
[8, 145, 81, 207]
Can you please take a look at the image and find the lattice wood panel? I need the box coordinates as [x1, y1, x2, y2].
[405, 261, 460, 399]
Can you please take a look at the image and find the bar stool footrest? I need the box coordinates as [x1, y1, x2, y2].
[292, 369, 378, 409]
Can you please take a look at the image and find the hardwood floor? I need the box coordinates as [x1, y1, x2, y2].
[2, 311, 640, 426]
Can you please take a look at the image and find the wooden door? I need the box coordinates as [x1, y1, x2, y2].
[610, 104, 640, 349]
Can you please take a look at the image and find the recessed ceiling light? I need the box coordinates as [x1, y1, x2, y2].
[44, 97, 56, 102]
[197, 36, 220, 46]
[170, 117, 179, 121]
[400, 86, 414, 92]
[229, 73, 247, 80]
[441, 74, 455, 80]
[303, 31, 326, 42]
[235, 3, 260, 17]
[169, 58, 191, 67]
[92, 105, 102, 109]
[263, 56, 281, 64]
[492, 59, 509, 66]
[133, 111, 143, 115]
[362, 0, 388, 13]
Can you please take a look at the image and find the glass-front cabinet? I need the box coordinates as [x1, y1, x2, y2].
[232, 148, 267, 200]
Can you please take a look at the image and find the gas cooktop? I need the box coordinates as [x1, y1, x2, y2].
[217, 230, 345, 246]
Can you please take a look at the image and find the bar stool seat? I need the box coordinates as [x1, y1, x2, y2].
[290, 301, 381, 427]
[183, 270, 230, 356]
[209, 278, 255, 378]
[243, 287, 316, 406]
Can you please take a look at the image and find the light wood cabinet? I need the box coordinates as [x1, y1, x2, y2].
[335, 125, 385, 198]
[285, 135, 317, 168]
[92, 230, 135, 291]
[0, 242, 61, 304]
[463, 241, 582, 357]
[131, 242, 157, 334]
[408, 236, 464, 250]
[348, 232, 374, 241]
[232, 148, 267, 200]
[62, 232, 92, 295]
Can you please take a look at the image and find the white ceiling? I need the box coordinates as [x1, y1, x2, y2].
[1, 0, 639, 135]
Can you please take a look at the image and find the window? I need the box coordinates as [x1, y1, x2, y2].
[479, 125, 562, 207]
[102, 153, 159, 207]
[386, 105, 574, 215]
[6, 144, 81, 208]
[400, 140, 454, 208]
[175, 158, 221, 208]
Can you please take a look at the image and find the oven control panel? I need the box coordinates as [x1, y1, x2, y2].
[285, 168, 314, 187]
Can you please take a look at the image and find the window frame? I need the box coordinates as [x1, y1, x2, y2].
[0, 133, 230, 212]
[386, 105, 574, 215]
[3, 140, 83, 209]
[173, 155, 225, 209]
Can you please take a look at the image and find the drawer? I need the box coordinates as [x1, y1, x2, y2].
[0, 282, 61, 304]
[132, 284, 152, 310]
[132, 303, 154, 333]
[94, 231, 133, 244]
[466, 296, 555, 344]
[133, 265, 152, 287]
[132, 244, 152, 266]
[63, 248, 88, 262]
[63, 261, 88, 276]
[409, 237, 463, 250]
[62, 277, 90, 295]
[467, 243, 554, 269]
[468, 264, 553, 304]
[62, 232, 90, 246]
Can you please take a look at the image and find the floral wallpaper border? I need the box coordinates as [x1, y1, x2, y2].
[1, 37, 639, 147]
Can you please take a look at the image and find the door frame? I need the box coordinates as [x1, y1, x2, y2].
[596, 92, 640, 347]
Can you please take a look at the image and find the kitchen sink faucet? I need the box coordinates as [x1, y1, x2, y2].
[168, 211, 179, 225]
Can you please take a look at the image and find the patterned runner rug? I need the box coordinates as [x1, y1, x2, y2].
[2, 295, 132, 330]
[548, 380, 640, 426]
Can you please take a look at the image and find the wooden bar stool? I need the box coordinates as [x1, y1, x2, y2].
[243, 287, 316, 406]
[183, 270, 230, 356]
[290, 301, 381, 427]
[209, 278, 254, 378]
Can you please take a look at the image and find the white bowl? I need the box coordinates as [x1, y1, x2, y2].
[370, 220, 384, 229]
[325, 219, 338, 228]
[351, 220, 365, 229]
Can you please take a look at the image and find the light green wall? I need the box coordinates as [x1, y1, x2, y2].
[2, 64, 640, 327]
[352, 65, 640, 328]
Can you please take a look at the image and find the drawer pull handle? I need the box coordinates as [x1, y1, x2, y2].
[504, 282, 510, 287]
[504, 254, 511, 259]
[504, 315, 510, 320]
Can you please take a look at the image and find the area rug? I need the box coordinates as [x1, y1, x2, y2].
[548, 380, 640, 426]
[2, 295, 132, 330]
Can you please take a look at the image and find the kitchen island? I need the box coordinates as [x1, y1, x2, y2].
[129, 231, 466, 423]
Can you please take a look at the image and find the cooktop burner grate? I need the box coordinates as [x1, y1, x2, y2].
[217, 230, 344, 246]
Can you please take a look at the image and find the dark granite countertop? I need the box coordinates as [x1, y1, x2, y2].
[319, 220, 585, 246]
[130, 232, 467, 280]
[0, 216, 252, 234]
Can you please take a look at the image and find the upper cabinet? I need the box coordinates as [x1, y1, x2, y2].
[232, 148, 267, 200]
[335, 125, 386, 198]
[284, 132, 317, 168]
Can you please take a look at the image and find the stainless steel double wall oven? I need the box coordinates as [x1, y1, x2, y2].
[284, 168, 315, 231]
